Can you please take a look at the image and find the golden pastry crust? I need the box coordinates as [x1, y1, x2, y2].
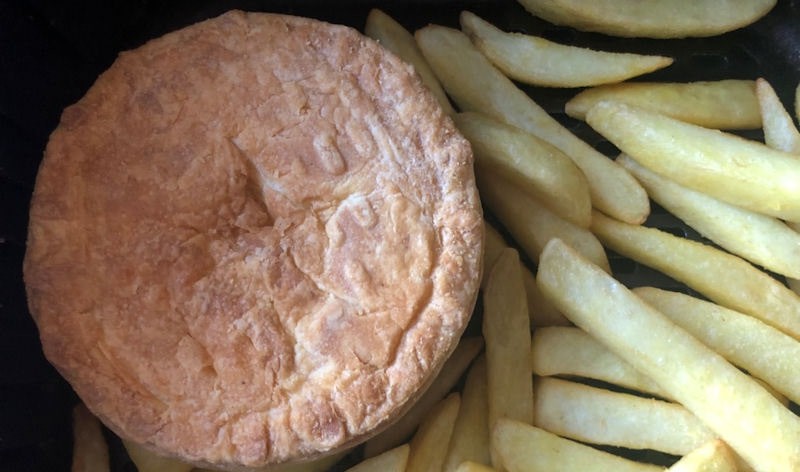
[23, 10, 482, 470]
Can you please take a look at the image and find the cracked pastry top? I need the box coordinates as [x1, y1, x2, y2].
[23, 10, 482, 471]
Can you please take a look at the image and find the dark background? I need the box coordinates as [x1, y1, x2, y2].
[2, 0, 799, 470]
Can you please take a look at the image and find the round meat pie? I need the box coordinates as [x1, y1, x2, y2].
[24, 10, 482, 471]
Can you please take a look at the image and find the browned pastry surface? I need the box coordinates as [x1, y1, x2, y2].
[23, 11, 482, 470]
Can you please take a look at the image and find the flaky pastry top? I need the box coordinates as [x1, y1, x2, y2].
[24, 10, 482, 470]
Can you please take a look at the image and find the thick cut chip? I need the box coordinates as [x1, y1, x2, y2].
[520, 267, 570, 327]
[667, 440, 737, 472]
[460, 11, 672, 87]
[536, 239, 800, 471]
[444, 356, 491, 472]
[796, 82, 800, 123]
[789, 276, 800, 299]
[531, 327, 667, 398]
[619, 154, 800, 279]
[479, 172, 609, 271]
[493, 419, 662, 472]
[516, 0, 776, 38]
[756, 78, 800, 296]
[72, 404, 110, 472]
[757, 78, 800, 154]
[482, 222, 509, 290]
[636, 287, 800, 406]
[415, 24, 649, 224]
[345, 444, 409, 472]
[406, 393, 461, 472]
[483, 222, 568, 327]
[483, 249, 534, 467]
[534, 377, 715, 456]
[456, 112, 591, 227]
[531, 326, 785, 408]
[591, 210, 800, 341]
[757, 78, 800, 296]
[365, 9, 455, 116]
[454, 462, 496, 472]
[123, 441, 193, 472]
[587, 100, 800, 222]
[566, 80, 760, 130]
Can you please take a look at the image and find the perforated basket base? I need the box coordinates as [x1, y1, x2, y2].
[2, 1, 799, 470]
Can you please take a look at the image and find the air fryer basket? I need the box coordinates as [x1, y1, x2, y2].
[2, 0, 799, 470]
